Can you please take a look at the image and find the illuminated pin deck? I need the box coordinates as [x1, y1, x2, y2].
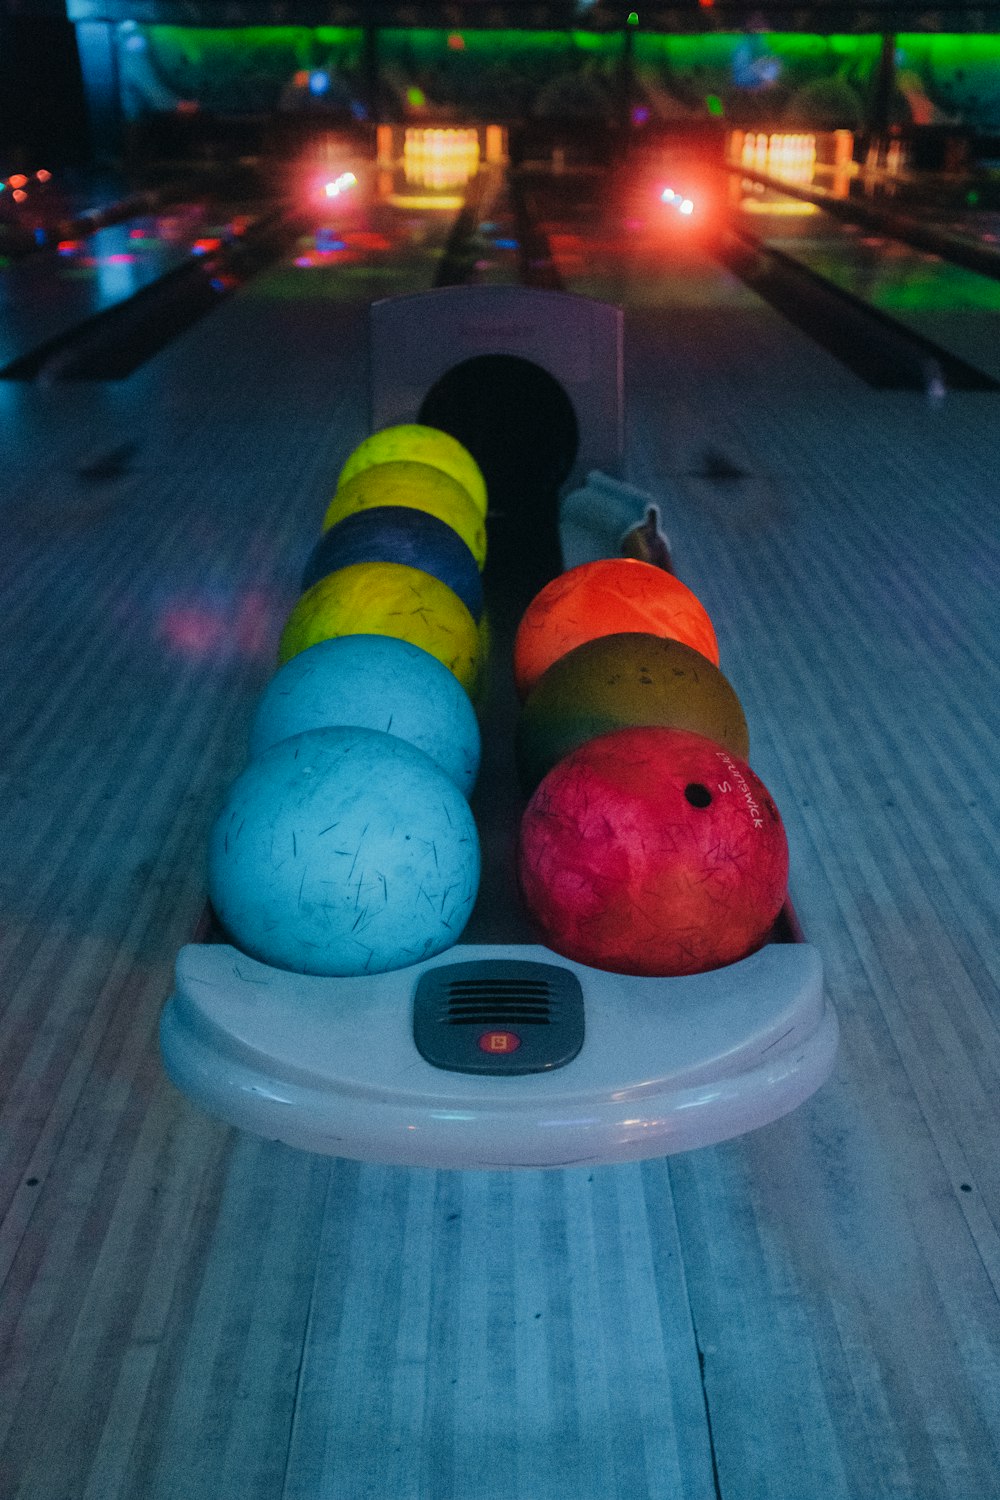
[373, 123, 508, 207]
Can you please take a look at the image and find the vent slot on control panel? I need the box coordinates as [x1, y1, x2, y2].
[443, 979, 554, 1025]
[414, 959, 585, 1075]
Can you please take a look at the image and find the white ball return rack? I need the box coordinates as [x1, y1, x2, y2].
[160, 286, 838, 1169]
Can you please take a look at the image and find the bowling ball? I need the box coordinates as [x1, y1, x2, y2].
[208, 726, 480, 977]
[300, 505, 483, 620]
[249, 635, 481, 795]
[517, 726, 788, 977]
[278, 561, 480, 694]
[513, 559, 718, 701]
[516, 633, 748, 795]
[322, 460, 487, 570]
[337, 423, 488, 517]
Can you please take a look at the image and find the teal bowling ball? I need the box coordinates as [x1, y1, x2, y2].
[208, 726, 480, 977]
[248, 634, 481, 795]
[300, 505, 484, 621]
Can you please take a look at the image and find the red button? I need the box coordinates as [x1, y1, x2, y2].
[478, 1030, 521, 1054]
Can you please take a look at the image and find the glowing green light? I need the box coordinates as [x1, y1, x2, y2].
[384, 26, 609, 60]
[627, 12, 639, 24]
[706, 94, 724, 116]
[967, 189, 980, 205]
[114, 27, 1000, 142]
[407, 85, 426, 107]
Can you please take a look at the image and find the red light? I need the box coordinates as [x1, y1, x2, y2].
[12, 189, 27, 203]
[9, 174, 27, 188]
[344, 230, 392, 252]
[477, 1030, 521, 1054]
[447, 32, 465, 48]
[36, 169, 52, 182]
[191, 238, 222, 255]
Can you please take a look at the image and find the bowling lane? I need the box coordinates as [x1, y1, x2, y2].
[0, 137, 491, 375]
[0, 200, 277, 371]
[0, 158, 693, 1499]
[534, 161, 1000, 1496]
[3, 145, 999, 1500]
[0, 160, 529, 1500]
[726, 175, 1000, 382]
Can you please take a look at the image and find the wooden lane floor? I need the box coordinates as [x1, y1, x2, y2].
[548, 183, 1000, 1495]
[0, 195, 491, 1499]
[2, 168, 999, 1500]
[732, 192, 1000, 385]
[0, 204, 251, 370]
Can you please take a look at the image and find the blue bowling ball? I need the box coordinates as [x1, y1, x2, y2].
[248, 634, 480, 794]
[208, 726, 480, 977]
[300, 505, 484, 620]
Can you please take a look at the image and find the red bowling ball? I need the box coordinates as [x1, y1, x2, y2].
[517, 726, 789, 977]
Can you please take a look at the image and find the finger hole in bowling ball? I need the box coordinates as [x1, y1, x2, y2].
[685, 783, 712, 809]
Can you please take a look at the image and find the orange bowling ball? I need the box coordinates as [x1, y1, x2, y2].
[513, 558, 719, 701]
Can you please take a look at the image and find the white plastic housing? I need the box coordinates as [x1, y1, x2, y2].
[160, 940, 837, 1168]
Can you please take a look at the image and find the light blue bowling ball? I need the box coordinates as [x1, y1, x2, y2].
[248, 634, 481, 795]
[208, 726, 480, 977]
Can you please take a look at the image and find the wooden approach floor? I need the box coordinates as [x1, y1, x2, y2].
[1, 185, 999, 1500]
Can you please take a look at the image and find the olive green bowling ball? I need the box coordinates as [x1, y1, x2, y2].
[515, 631, 749, 795]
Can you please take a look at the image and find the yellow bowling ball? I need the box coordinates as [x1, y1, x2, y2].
[322, 460, 487, 571]
[278, 561, 481, 693]
[337, 424, 488, 517]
